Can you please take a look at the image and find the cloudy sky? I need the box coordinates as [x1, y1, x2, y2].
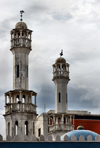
[0, 0, 100, 138]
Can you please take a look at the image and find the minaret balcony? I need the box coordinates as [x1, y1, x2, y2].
[5, 103, 36, 114]
[53, 71, 69, 79]
[11, 38, 31, 49]
[48, 124, 74, 133]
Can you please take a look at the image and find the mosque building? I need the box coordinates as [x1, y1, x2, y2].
[3, 13, 100, 141]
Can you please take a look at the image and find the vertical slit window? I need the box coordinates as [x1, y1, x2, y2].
[26, 66, 28, 78]
[58, 93, 61, 103]
[8, 122, 10, 135]
[48, 127, 49, 133]
[25, 121, 28, 135]
[33, 122, 34, 135]
[15, 121, 18, 135]
[38, 128, 41, 137]
[17, 65, 19, 78]
[66, 93, 67, 103]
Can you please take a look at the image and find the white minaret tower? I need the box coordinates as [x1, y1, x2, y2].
[52, 50, 70, 113]
[4, 11, 37, 141]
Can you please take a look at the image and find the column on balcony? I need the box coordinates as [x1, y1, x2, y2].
[49, 117, 50, 125]
[14, 95, 16, 103]
[73, 115, 74, 124]
[65, 116, 68, 131]
[73, 115, 74, 130]
[29, 95, 31, 103]
[69, 115, 72, 131]
[26, 95, 28, 103]
[56, 116, 58, 130]
[5, 94, 7, 105]
[35, 95, 36, 105]
[12, 96, 14, 103]
[70, 115, 72, 124]
[61, 114, 64, 131]
[67, 116, 69, 131]
[19, 91, 22, 102]
[9, 92, 11, 104]
[53, 115, 55, 132]
[31, 92, 33, 103]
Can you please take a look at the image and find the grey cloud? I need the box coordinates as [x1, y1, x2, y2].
[53, 13, 73, 21]
[68, 85, 99, 111]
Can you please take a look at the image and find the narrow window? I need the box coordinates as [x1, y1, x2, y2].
[8, 122, 10, 135]
[15, 121, 18, 135]
[48, 118, 49, 125]
[25, 121, 28, 135]
[26, 66, 28, 78]
[17, 65, 19, 78]
[58, 117, 61, 130]
[64, 117, 66, 124]
[66, 93, 67, 103]
[33, 122, 34, 135]
[58, 93, 61, 103]
[38, 128, 41, 137]
[48, 127, 49, 133]
[18, 33, 20, 37]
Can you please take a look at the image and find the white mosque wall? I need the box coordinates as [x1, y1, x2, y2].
[0, 134, 99, 142]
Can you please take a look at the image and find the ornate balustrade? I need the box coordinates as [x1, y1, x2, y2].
[11, 38, 31, 48]
[5, 103, 36, 114]
[49, 124, 74, 133]
[53, 71, 69, 79]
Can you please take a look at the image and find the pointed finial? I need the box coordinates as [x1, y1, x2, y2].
[60, 49, 63, 57]
[20, 10, 25, 21]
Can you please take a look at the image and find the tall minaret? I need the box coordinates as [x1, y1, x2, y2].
[52, 51, 70, 113]
[4, 12, 37, 141]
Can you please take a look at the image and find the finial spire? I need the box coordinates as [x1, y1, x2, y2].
[60, 49, 63, 57]
[20, 10, 25, 21]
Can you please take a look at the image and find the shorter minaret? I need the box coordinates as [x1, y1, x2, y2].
[52, 50, 70, 113]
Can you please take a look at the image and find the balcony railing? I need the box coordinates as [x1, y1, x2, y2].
[49, 124, 74, 133]
[11, 38, 31, 48]
[53, 71, 69, 79]
[5, 103, 36, 114]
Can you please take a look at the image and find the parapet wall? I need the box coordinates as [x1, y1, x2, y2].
[0, 134, 100, 142]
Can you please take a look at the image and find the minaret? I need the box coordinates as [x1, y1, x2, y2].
[4, 12, 37, 140]
[52, 51, 70, 113]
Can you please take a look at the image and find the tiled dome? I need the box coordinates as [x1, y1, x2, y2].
[61, 130, 100, 141]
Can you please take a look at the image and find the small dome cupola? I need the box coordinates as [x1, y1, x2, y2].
[52, 50, 70, 81]
[55, 57, 66, 64]
[10, 11, 32, 51]
[15, 22, 27, 29]
[77, 125, 84, 130]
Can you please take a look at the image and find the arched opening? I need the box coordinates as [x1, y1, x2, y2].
[15, 121, 18, 135]
[58, 117, 61, 130]
[64, 117, 66, 124]
[8, 122, 10, 135]
[18, 32, 20, 37]
[33, 122, 34, 135]
[50, 117, 53, 125]
[25, 121, 28, 135]
[16, 95, 19, 103]
[7, 96, 9, 104]
[23, 95, 25, 103]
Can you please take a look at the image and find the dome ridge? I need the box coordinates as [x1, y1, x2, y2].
[55, 57, 66, 64]
[15, 21, 27, 29]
